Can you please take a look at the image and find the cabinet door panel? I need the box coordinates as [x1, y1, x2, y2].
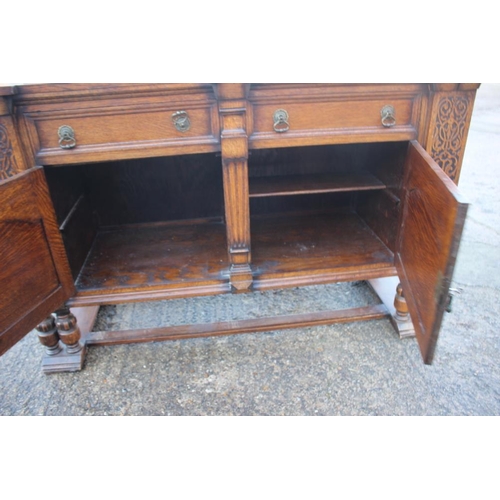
[0, 168, 74, 356]
[396, 141, 468, 364]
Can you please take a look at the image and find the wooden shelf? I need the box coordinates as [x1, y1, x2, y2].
[73, 219, 230, 303]
[249, 172, 386, 198]
[250, 212, 396, 289]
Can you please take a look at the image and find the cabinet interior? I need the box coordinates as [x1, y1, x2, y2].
[44, 152, 227, 297]
[44, 141, 408, 302]
[247, 142, 407, 287]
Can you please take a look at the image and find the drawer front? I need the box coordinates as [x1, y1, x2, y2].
[27, 103, 220, 165]
[249, 97, 419, 148]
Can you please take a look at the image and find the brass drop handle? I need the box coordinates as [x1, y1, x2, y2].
[172, 110, 191, 132]
[58, 125, 76, 149]
[381, 105, 396, 127]
[273, 109, 290, 133]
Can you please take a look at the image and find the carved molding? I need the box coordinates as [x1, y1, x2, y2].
[429, 94, 471, 181]
[0, 122, 20, 181]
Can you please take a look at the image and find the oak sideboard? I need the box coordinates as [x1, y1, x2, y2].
[0, 83, 479, 372]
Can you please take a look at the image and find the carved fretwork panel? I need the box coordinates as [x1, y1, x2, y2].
[426, 91, 477, 183]
[0, 122, 21, 181]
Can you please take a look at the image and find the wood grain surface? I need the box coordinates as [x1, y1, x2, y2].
[251, 212, 396, 289]
[75, 219, 229, 297]
[0, 168, 73, 356]
[396, 141, 468, 363]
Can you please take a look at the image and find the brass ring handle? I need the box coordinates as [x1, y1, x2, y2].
[172, 110, 191, 132]
[273, 109, 289, 133]
[381, 105, 396, 127]
[58, 125, 76, 149]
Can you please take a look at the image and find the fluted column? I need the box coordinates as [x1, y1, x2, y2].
[216, 84, 253, 292]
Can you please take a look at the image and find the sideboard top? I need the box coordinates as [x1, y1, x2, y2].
[3, 83, 481, 100]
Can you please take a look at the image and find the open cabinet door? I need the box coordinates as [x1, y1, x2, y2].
[0, 166, 75, 356]
[396, 141, 468, 364]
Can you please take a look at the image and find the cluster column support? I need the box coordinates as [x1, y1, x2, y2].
[36, 306, 86, 373]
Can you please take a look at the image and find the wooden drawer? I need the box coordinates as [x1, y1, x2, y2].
[249, 86, 421, 148]
[20, 97, 220, 165]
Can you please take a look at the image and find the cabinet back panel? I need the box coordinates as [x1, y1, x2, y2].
[356, 142, 408, 251]
[83, 153, 224, 227]
[250, 192, 353, 217]
[249, 142, 407, 231]
[249, 144, 373, 177]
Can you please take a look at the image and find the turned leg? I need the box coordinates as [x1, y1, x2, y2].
[367, 277, 415, 339]
[37, 306, 87, 373]
[55, 306, 83, 354]
[36, 315, 62, 356]
[393, 283, 410, 323]
[389, 282, 415, 338]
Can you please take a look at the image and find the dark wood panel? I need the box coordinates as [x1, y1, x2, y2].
[44, 166, 97, 279]
[44, 166, 87, 225]
[0, 168, 74, 356]
[396, 141, 468, 364]
[251, 212, 395, 288]
[357, 190, 401, 253]
[249, 143, 375, 177]
[250, 192, 353, 218]
[356, 141, 408, 252]
[75, 219, 229, 295]
[0, 220, 59, 333]
[84, 153, 224, 226]
[60, 195, 97, 280]
[364, 141, 408, 189]
[249, 172, 385, 198]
